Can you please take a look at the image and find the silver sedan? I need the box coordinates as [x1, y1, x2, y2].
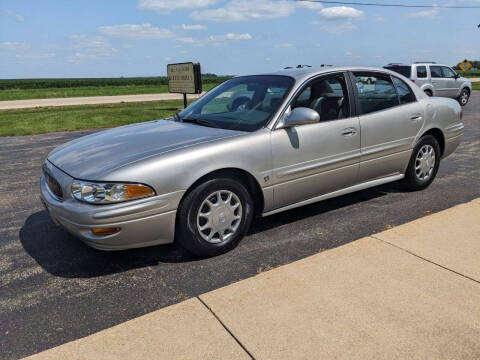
[40, 67, 463, 257]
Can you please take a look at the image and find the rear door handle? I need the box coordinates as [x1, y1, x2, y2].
[341, 127, 357, 136]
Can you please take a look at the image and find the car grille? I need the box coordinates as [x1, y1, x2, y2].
[43, 168, 63, 200]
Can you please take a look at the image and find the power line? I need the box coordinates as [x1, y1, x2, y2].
[296, 0, 480, 8]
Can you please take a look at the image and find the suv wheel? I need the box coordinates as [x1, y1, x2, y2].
[176, 178, 254, 257]
[458, 88, 470, 106]
[402, 135, 441, 191]
[424, 89, 433, 97]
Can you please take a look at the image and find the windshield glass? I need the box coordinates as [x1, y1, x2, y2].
[178, 75, 294, 132]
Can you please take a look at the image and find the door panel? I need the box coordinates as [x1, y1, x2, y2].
[271, 118, 360, 208]
[430, 66, 448, 96]
[358, 102, 424, 181]
[441, 66, 461, 97]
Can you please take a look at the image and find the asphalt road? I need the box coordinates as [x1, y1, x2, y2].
[1, 93, 479, 360]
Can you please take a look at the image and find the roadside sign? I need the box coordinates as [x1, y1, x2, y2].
[458, 59, 472, 72]
[167, 62, 202, 94]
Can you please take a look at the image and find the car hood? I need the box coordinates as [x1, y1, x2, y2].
[48, 119, 244, 180]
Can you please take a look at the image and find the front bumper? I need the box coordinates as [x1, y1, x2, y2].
[40, 162, 184, 250]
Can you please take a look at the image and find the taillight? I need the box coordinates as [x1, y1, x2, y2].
[411, 79, 415, 83]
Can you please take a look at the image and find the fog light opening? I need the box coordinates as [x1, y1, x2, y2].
[91, 227, 121, 236]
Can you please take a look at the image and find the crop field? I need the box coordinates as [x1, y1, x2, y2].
[0, 76, 229, 101]
[0, 100, 189, 137]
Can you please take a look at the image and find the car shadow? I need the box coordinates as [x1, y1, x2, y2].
[20, 181, 402, 279]
[249, 181, 400, 235]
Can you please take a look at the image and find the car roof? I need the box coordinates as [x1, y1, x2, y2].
[249, 66, 405, 83]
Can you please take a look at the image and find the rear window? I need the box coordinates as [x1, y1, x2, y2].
[384, 65, 411, 78]
[416, 66, 427, 78]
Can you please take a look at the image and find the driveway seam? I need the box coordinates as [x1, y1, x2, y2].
[197, 296, 256, 360]
[370, 235, 480, 285]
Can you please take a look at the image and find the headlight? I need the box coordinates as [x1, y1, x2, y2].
[71, 180, 155, 204]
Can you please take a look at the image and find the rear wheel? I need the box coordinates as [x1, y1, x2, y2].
[458, 88, 470, 106]
[401, 135, 441, 191]
[176, 178, 254, 257]
[424, 89, 433, 97]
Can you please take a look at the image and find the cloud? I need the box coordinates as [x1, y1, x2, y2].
[178, 24, 207, 30]
[191, 0, 297, 22]
[321, 22, 357, 34]
[0, 10, 24, 23]
[139, 0, 220, 14]
[408, 9, 439, 18]
[208, 33, 252, 41]
[275, 43, 294, 48]
[98, 24, 174, 39]
[0, 42, 29, 51]
[319, 6, 363, 20]
[175, 37, 195, 43]
[69, 35, 118, 63]
[16, 53, 56, 61]
[296, 1, 323, 10]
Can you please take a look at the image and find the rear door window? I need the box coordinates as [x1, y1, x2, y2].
[392, 77, 416, 104]
[353, 73, 400, 115]
[429, 66, 443, 78]
[416, 66, 427, 78]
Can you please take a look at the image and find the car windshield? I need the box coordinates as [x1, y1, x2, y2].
[178, 75, 294, 132]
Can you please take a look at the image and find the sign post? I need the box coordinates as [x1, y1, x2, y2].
[167, 62, 202, 108]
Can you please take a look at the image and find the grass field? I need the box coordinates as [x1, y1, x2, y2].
[0, 83, 221, 101]
[0, 100, 188, 137]
[473, 83, 480, 90]
[460, 70, 480, 78]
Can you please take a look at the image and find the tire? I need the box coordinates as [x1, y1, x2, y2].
[401, 135, 441, 191]
[424, 89, 433, 97]
[176, 178, 254, 257]
[457, 88, 470, 106]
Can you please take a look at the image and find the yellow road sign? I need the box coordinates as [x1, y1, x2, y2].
[459, 59, 472, 72]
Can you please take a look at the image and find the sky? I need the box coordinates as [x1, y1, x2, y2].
[0, 0, 479, 78]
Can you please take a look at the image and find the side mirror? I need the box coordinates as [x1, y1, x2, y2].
[454, 73, 459, 79]
[280, 107, 320, 129]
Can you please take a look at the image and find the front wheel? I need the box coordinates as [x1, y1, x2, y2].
[401, 135, 441, 191]
[176, 178, 254, 257]
[458, 88, 470, 106]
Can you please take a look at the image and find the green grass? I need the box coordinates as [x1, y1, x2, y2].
[0, 83, 220, 101]
[458, 70, 480, 78]
[0, 100, 191, 137]
[473, 83, 480, 90]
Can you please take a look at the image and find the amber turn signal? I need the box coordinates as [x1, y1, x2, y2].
[91, 227, 121, 236]
[124, 184, 154, 200]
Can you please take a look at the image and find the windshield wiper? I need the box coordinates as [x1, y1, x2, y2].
[181, 117, 218, 128]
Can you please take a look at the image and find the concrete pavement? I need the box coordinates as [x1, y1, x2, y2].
[23, 199, 480, 360]
[0, 92, 204, 110]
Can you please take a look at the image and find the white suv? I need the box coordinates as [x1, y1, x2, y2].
[384, 62, 472, 106]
